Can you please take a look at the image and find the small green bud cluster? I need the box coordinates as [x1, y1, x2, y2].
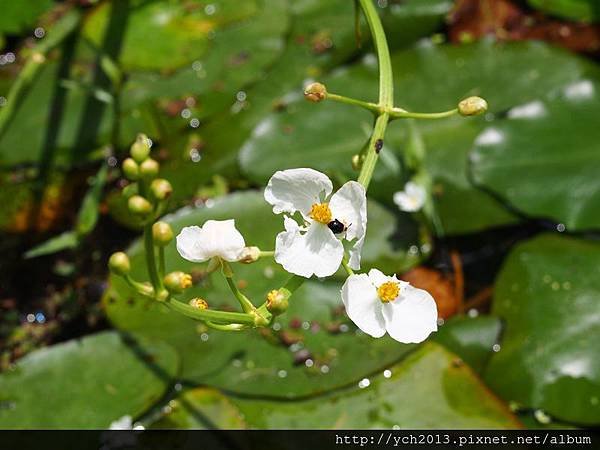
[120, 134, 173, 221]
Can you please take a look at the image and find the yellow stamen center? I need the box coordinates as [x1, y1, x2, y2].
[377, 281, 400, 303]
[309, 202, 332, 224]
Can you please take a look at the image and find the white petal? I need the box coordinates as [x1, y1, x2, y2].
[341, 274, 385, 338]
[264, 168, 333, 216]
[176, 226, 205, 262]
[274, 223, 343, 278]
[367, 268, 390, 287]
[329, 181, 367, 270]
[381, 285, 438, 344]
[176, 220, 245, 263]
[329, 181, 367, 242]
[203, 220, 246, 261]
[109, 415, 132, 430]
[283, 215, 300, 232]
[347, 235, 365, 271]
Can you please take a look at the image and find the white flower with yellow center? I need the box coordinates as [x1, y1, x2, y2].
[393, 181, 426, 212]
[264, 168, 367, 278]
[341, 269, 437, 343]
[176, 219, 245, 262]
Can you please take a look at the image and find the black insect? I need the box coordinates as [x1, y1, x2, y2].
[374, 139, 384, 153]
[328, 219, 347, 234]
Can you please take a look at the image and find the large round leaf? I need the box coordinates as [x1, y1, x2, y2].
[231, 343, 521, 429]
[83, 0, 261, 71]
[485, 234, 600, 425]
[470, 79, 600, 231]
[105, 191, 420, 397]
[432, 315, 502, 374]
[0, 331, 179, 428]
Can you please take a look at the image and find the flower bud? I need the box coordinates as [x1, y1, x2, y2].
[458, 96, 488, 116]
[108, 252, 130, 276]
[266, 289, 289, 316]
[152, 221, 174, 246]
[189, 298, 208, 309]
[122, 158, 139, 180]
[351, 154, 362, 171]
[127, 195, 153, 216]
[130, 134, 151, 163]
[238, 246, 260, 264]
[150, 178, 172, 201]
[139, 158, 159, 180]
[304, 82, 327, 103]
[164, 271, 193, 294]
[122, 183, 138, 199]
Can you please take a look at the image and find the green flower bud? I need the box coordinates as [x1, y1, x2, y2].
[304, 82, 327, 103]
[108, 252, 130, 276]
[189, 298, 208, 309]
[458, 96, 488, 116]
[127, 195, 153, 216]
[152, 221, 174, 246]
[130, 134, 151, 163]
[122, 183, 138, 199]
[351, 154, 362, 171]
[139, 158, 159, 180]
[150, 178, 173, 201]
[266, 289, 289, 316]
[164, 271, 193, 294]
[122, 158, 139, 181]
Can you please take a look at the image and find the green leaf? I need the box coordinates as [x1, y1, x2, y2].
[83, 0, 261, 72]
[150, 388, 246, 429]
[432, 315, 502, 374]
[470, 79, 600, 231]
[528, 0, 600, 22]
[0, 331, 179, 428]
[105, 191, 420, 397]
[231, 343, 521, 429]
[24, 231, 79, 259]
[76, 163, 108, 235]
[0, 0, 53, 34]
[485, 234, 600, 425]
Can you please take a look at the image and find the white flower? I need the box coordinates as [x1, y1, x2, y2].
[341, 268, 437, 343]
[393, 181, 426, 212]
[264, 168, 367, 278]
[176, 219, 245, 263]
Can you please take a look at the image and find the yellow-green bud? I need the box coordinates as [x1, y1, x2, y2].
[130, 133, 151, 163]
[150, 178, 173, 201]
[122, 158, 139, 180]
[351, 154, 362, 171]
[189, 298, 208, 309]
[266, 289, 289, 316]
[139, 158, 159, 180]
[122, 183, 138, 199]
[152, 221, 173, 246]
[164, 271, 193, 294]
[127, 195, 153, 216]
[304, 82, 327, 103]
[238, 246, 260, 264]
[458, 96, 488, 116]
[108, 252, 130, 276]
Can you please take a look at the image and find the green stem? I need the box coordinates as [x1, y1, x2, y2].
[158, 246, 166, 280]
[341, 255, 355, 276]
[356, 0, 394, 190]
[284, 275, 305, 294]
[259, 250, 275, 258]
[123, 274, 153, 298]
[165, 298, 256, 325]
[0, 9, 82, 140]
[225, 274, 256, 314]
[390, 108, 458, 120]
[144, 224, 161, 291]
[327, 93, 379, 114]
